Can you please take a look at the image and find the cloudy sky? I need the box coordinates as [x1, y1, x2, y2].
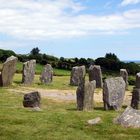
[0, 0, 140, 60]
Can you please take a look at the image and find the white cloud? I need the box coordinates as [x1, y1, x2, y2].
[121, 0, 140, 6]
[0, 0, 140, 40]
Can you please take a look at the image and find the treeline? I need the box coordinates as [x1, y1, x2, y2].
[0, 48, 140, 75]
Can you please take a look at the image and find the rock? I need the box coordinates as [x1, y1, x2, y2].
[87, 117, 101, 125]
[0, 56, 18, 86]
[131, 88, 140, 110]
[103, 77, 126, 110]
[31, 107, 42, 112]
[23, 91, 41, 108]
[76, 81, 85, 110]
[83, 81, 96, 111]
[135, 72, 140, 88]
[70, 66, 86, 86]
[22, 60, 36, 85]
[89, 65, 103, 88]
[114, 106, 140, 128]
[120, 69, 128, 89]
[40, 64, 53, 84]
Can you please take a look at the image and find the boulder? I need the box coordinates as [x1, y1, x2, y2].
[22, 60, 36, 85]
[103, 77, 126, 110]
[40, 64, 53, 84]
[23, 91, 41, 108]
[0, 56, 17, 86]
[114, 106, 140, 128]
[70, 66, 86, 86]
[89, 65, 103, 88]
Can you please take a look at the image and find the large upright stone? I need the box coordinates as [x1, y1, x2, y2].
[70, 66, 86, 86]
[22, 60, 36, 85]
[76, 80, 85, 110]
[89, 65, 103, 88]
[131, 72, 140, 110]
[120, 69, 128, 89]
[83, 81, 96, 111]
[0, 56, 18, 86]
[103, 77, 125, 110]
[23, 91, 41, 108]
[76, 79, 96, 111]
[135, 72, 140, 88]
[131, 88, 140, 110]
[40, 64, 53, 84]
[114, 106, 140, 128]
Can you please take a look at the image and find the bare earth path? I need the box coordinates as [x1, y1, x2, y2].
[8, 87, 132, 105]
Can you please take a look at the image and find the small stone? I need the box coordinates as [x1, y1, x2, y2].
[31, 107, 42, 112]
[87, 117, 101, 125]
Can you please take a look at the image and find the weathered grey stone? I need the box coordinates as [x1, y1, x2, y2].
[120, 69, 128, 89]
[23, 91, 41, 108]
[131, 88, 140, 110]
[87, 117, 101, 125]
[40, 64, 53, 84]
[70, 66, 86, 86]
[103, 77, 126, 110]
[0, 56, 18, 86]
[83, 81, 96, 111]
[22, 60, 36, 85]
[89, 65, 103, 88]
[76, 80, 85, 110]
[135, 72, 140, 88]
[114, 106, 140, 128]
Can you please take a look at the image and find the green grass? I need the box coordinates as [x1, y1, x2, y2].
[16, 62, 71, 76]
[0, 88, 140, 140]
[13, 74, 76, 90]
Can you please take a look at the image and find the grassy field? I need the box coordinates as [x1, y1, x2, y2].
[13, 74, 77, 90]
[0, 88, 140, 140]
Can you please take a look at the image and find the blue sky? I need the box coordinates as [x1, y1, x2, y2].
[0, 0, 140, 60]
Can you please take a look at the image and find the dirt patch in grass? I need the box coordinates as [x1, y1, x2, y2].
[7, 87, 132, 105]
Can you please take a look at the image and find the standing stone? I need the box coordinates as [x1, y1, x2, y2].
[131, 72, 140, 110]
[70, 66, 86, 86]
[0, 56, 18, 86]
[114, 106, 140, 128]
[89, 65, 103, 88]
[135, 72, 140, 88]
[40, 64, 53, 84]
[83, 81, 96, 111]
[120, 69, 128, 89]
[22, 60, 36, 85]
[76, 77, 85, 110]
[131, 88, 140, 110]
[23, 91, 41, 108]
[103, 77, 126, 110]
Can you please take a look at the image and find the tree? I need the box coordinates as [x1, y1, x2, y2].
[105, 53, 120, 62]
[30, 47, 40, 55]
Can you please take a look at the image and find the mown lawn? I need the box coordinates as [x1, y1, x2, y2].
[0, 88, 140, 140]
